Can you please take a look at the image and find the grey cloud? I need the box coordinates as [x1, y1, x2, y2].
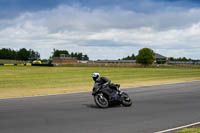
[33, 7, 200, 32]
[1, 5, 200, 32]
[82, 40, 133, 47]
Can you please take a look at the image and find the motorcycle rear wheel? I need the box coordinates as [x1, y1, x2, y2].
[94, 93, 109, 108]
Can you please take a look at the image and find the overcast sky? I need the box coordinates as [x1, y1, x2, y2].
[0, 0, 200, 60]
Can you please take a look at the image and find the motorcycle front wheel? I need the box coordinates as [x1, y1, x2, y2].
[94, 93, 109, 108]
[121, 93, 132, 107]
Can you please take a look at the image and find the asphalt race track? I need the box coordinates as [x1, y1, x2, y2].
[0, 81, 200, 133]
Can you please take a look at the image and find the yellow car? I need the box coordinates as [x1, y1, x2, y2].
[32, 60, 42, 64]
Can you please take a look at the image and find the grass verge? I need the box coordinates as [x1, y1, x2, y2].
[176, 128, 200, 133]
[0, 66, 200, 98]
[176, 124, 200, 133]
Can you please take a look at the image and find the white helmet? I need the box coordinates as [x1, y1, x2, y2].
[92, 73, 100, 81]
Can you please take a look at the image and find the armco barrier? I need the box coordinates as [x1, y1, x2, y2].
[17, 64, 25, 66]
[26, 63, 32, 66]
[0, 63, 31, 66]
[0, 63, 53, 67]
[4, 64, 15, 66]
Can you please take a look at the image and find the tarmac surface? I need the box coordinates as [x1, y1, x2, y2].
[0, 81, 200, 133]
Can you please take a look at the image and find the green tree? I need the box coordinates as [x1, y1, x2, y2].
[169, 57, 175, 61]
[136, 48, 155, 66]
[122, 53, 136, 60]
[52, 49, 70, 58]
[17, 48, 30, 61]
[0, 48, 16, 59]
[77, 53, 83, 60]
[82, 55, 89, 60]
[29, 49, 40, 60]
[0, 48, 40, 61]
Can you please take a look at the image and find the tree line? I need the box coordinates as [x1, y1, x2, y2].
[168, 57, 193, 61]
[122, 50, 199, 62]
[121, 54, 136, 60]
[0, 48, 40, 61]
[52, 49, 89, 60]
[0, 48, 90, 61]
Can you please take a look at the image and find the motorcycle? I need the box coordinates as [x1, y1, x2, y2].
[92, 83, 132, 108]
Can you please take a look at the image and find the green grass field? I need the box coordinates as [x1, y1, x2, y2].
[0, 66, 200, 98]
[176, 128, 200, 133]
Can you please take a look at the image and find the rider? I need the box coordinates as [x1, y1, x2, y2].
[92, 73, 120, 93]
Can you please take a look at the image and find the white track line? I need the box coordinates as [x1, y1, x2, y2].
[154, 122, 200, 133]
[0, 80, 199, 100]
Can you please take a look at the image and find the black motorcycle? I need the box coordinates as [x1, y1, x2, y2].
[92, 83, 132, 108]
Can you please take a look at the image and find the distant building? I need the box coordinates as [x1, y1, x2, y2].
[154, 53, 167, 64]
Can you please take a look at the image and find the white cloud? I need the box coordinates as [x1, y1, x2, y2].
[0, 5, 200, 59]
